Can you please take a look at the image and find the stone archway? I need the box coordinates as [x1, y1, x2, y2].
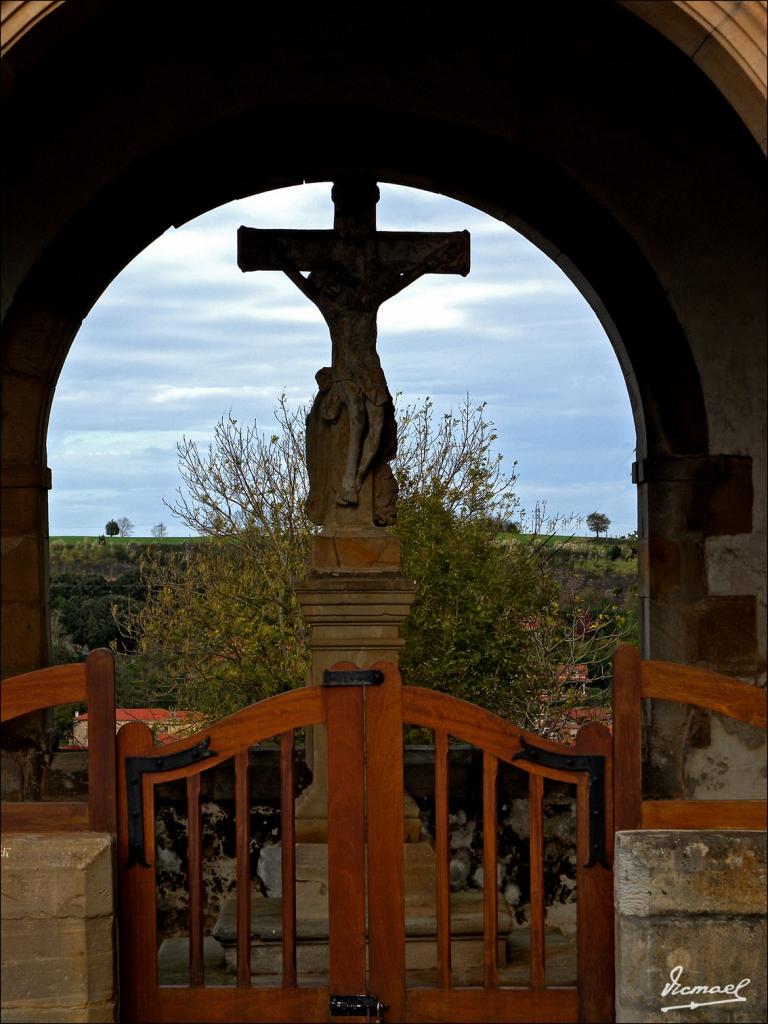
[2, 1, 765, 802]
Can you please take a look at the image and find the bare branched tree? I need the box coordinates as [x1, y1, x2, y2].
[120, 394, 632, 733]
[116, 516, 134, 537]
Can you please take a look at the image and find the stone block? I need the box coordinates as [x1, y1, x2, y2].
[687, 457, 753, 536]
[684, 715, 768, 800]
[615, 830, 767, 1023]
[1, 915, 114, 1007]
[0, 601, 45, 675]
[1, 748, 23, 800]
[0, 486, 45, 536]
[41, 751, 90, 800]
[0, 536, 41, 603]
[694, 596, 758, 675]
[647, 537, 681, 594]
[0, 1000, 115, 1023]
[0, 377, 50, 464]
[0, 833, 114, 919]
[616, 916, 766, 1023]
[311, 532, 401, 570]
[615, 831, 767, 917]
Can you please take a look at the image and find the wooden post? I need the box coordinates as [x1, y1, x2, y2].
[612, 644, 643, 832]
[434, 729, 452, 989]
[366, 661, 407, 1022]
[85, 648, 116, 832]
[575, 722, 614, 1024]
[117, 721, 157, 1023]
[326, 671, 367, 999]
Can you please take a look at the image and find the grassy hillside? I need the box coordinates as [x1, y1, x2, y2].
[47, 529, 638, 719]
[49, 536, 201, 575]
[50, 535, 197, 544]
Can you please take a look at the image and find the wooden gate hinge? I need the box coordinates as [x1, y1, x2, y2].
[512, 737, 608, 868]
[124, 736, 217, 868]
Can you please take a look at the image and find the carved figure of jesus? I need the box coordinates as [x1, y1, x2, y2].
[238, 177, 470, 528]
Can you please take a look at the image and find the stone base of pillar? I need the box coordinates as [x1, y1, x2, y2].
[294, 531, 419, 842]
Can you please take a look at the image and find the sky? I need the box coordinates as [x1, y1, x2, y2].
[47, 183, 638, 537]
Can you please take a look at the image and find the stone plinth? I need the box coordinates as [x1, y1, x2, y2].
[0, 833, 116, 1023]
[615, 830, 767, 1023]
[294, 531, 418, 841]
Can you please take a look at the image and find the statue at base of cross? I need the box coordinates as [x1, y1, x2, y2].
[305, 360, 399, 529]
[238, 175, 470, 531]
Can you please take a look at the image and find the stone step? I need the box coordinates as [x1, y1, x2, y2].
[157, 936, 232, 986]
[256, 839, 440, 902]
[214, 889, 511, 945]
[213, 888, 514, 979]
[157, 928, 576, 988]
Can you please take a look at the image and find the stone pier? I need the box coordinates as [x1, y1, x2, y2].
[293, 530, 419, 841]
[614, 830, 767, 1023]
[0, 833, 117, 1023]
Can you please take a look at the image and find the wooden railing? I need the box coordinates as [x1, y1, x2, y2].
[1, 648, 116, 832]
[613, 644, 768, 832]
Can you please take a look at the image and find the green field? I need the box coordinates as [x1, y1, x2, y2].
[50, 535, 199, 544]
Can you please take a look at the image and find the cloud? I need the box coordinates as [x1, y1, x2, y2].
[48, 183, 637, 536]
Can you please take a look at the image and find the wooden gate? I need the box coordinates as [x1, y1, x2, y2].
[116, 661, 614, 1023]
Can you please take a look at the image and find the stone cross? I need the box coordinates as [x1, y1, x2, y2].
[238, 177, 470, 528]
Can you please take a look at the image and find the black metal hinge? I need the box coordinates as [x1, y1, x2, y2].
[124, 736, 217, 868]
[323, 668, 384, 687]
[511, 737, 608, 868]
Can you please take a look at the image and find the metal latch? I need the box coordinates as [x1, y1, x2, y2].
[330, 994, 387, 1021]
[322, 669, 384, 687]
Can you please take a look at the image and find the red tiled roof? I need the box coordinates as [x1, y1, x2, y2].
[78, 708, 197, 722]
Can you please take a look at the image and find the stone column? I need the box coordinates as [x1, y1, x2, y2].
[1, 462, 52, 801]
[294, 530, 420, 841]
[634, 454, 765, 801]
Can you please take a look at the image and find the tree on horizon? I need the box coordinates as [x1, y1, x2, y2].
[586, 511, 611, 539]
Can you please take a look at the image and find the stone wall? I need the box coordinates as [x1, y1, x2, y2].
[0, 833, 116, 1023]
[615, 830, 767, 1023]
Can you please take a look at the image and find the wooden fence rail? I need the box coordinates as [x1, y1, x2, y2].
[612, 644, 767, 832]
[1, 648, 116, 833]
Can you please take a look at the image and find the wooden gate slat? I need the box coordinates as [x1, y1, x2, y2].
[187, 774, 204, 987]
[279, 730, 297, 988]
[85, 649, 117, 832]
[366, 662, 407, 1024]
[612, 644, 642, 831]
[482, 751, 499, 989]
[117, 721, 158, 1023]
[434, 729, 452, 989]
[326, 677, 366, 996]
[528, 772, 545, 988]
[235, 750, 251, 988]
[575, 722, 614, 1024]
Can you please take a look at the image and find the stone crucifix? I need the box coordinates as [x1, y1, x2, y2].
[238, 177, 470, 529]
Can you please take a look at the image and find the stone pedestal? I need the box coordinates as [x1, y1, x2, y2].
[294, 529, 419, 841]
